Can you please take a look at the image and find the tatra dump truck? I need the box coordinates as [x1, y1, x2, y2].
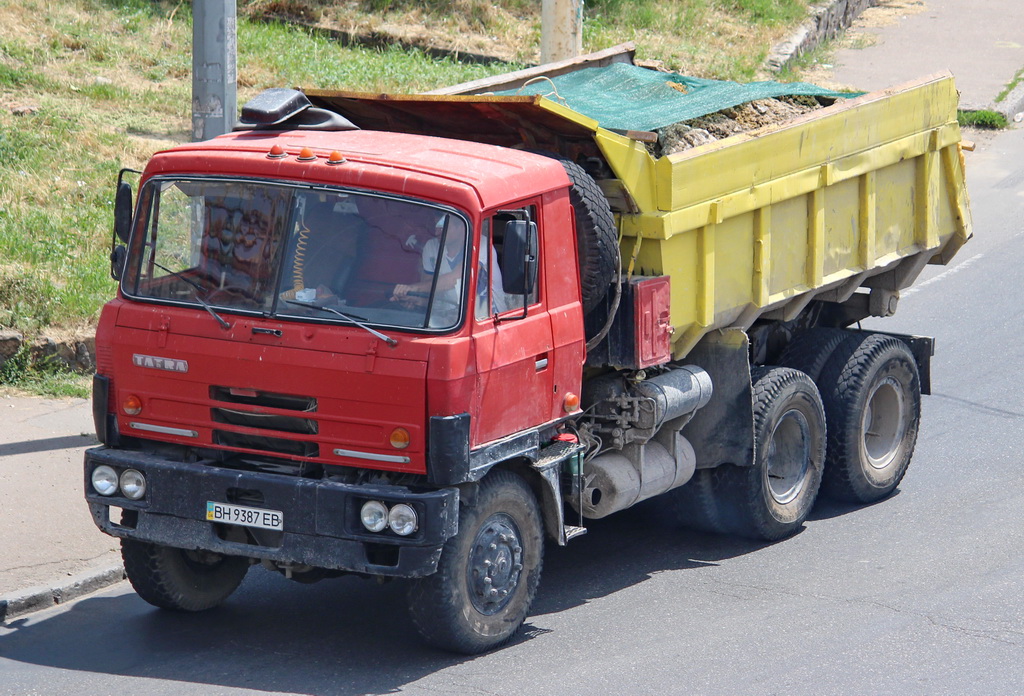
[85, 49, 972, 653]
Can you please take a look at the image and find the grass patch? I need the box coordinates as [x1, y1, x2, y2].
[958, 110, 1009, 130]
[0, 0, 523, 336]
[0, 344, 91, 398]
[302, 0, 809, 80]
[995, 66, 1024, 104]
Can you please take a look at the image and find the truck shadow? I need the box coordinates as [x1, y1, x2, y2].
[0, 506, 770, 694]
[0, 434, 97, 457]
[530, 501, 768, 617]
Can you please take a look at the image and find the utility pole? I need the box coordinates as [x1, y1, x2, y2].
[192, 0, 237, 141]
[541, 0, 584, 64]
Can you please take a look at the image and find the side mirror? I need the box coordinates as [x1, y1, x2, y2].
[114, 180, 133, 244]
[110, 245, 127, 281]
[501, 220, 538, 296]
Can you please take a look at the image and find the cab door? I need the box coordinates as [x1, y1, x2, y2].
[470, 205, 557, 445]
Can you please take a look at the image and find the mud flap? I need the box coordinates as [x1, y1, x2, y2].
[680, 328, 755, 469]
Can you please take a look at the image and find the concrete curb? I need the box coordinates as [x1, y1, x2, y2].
[0, 563, 125, 623]
[765, 0, 878, 74]
[993, 79, 1024, 123]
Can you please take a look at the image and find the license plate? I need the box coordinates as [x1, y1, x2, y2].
[206, 501, 284, 531]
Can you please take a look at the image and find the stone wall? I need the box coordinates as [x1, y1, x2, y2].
[766, 0, 878, 73]
[0, 329, 96, 374]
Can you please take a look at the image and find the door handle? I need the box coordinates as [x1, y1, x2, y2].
[535, 357, 549, 371]
[252, 327, 283, 337]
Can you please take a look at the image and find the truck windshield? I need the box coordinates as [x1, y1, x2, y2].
[122, 179, 469, 331]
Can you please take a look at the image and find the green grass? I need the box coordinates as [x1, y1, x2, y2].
[239, 20, 523, 91]
[957, 109, 1009, 130]
[0, 0, 521, 340]
[995, 66, 1024, 104]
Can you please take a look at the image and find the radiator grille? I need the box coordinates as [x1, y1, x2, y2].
[211, 407, 318, 435]
[213, 430, 319, 458]
[210, 386, 317, 412]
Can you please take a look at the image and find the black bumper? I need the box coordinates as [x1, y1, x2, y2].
[84, 447, 459, 578]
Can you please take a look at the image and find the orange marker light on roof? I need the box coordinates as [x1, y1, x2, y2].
[267, 144, 286, 159]
[326, 151, 347, 165]
[296, 146, 316, 161]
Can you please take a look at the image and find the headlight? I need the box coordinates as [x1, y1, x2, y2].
[388, 503, 418, 536]
[360, 500, 388, 533]
[119, 469, 147, 500]
[91, 465, 119, 496]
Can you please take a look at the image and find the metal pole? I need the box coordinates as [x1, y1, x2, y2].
[192, 0, 237, 141]
[541, 0, 583, 64]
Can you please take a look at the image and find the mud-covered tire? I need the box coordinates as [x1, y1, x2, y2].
[670, 467, 731, 535]
[546, 157, 619, 315]
[720, 367, 826, 540]
[817, 333, 921, 503]
[121, 540, 249, 612]
[779, 328, 852, 382]
[407, 470, 544, 654]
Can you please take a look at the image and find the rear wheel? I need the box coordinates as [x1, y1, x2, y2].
[407, 470, 544, 654]
[671, 467, 730, 535]
[779, 328, 851, 382]
[817, 333, 921, 503]
[720, 367, 826, 540]
[121, 540, 249, 611]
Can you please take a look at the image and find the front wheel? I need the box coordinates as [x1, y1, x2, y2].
[407, 470, 544, 654]
[121, 540, 249, 611]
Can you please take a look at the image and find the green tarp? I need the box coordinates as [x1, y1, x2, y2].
[498, 62, 857, 132]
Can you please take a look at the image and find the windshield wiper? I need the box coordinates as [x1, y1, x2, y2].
[283, 299, 397, 347]
[152, 261, 231, 330]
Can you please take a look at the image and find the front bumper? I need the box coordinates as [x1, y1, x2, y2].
[84, 446, 459, 578]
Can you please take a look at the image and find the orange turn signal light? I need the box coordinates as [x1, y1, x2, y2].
[296, 146, 316, 161]
[123, 394, 142, 416]
[563, 392, 581, 413]
[389, 427, 411, 449]
[326, 151, 346, 165]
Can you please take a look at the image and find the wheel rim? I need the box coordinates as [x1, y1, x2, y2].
[765, 408, 811, 505]
[863, 376, 906, 470]
[467, 513, 524, 616]
[183, 549, 227, 572]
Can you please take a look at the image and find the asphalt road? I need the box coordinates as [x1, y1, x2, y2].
[2, 126, 1023, 695]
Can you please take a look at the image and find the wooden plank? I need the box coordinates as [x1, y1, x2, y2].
[425, 42, 636, 96]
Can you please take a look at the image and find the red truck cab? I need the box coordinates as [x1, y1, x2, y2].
[86, 97, 589, 653]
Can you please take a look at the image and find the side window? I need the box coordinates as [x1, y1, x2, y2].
[475, 219, 493, 320]
[488, 205, 539, 315]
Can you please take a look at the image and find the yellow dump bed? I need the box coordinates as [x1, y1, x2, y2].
[309, 71, 971, 359]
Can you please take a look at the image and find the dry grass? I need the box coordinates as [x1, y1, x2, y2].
[247, 0, 809, 79]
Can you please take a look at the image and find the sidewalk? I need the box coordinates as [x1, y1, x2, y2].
[0, 393, 123, 620]
[819, 0, 1024, 118]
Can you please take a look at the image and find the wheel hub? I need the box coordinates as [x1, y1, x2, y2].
[766, 408, 811, 505]
[863, 376, 906, 470]
[467, 513, 524, 616]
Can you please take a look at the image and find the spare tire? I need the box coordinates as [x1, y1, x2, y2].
[546, 157, 619, 314]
